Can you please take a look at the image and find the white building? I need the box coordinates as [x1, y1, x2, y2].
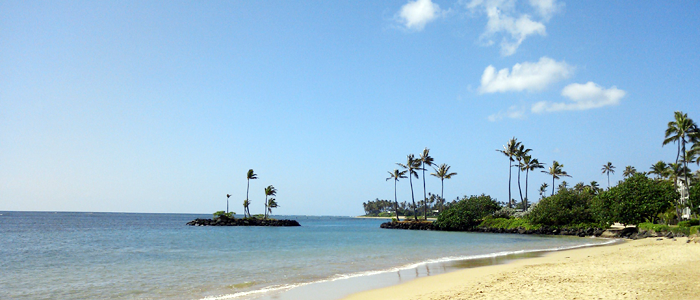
[677, 178, 690, 220]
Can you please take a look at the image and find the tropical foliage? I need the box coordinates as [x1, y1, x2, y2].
[526, 188, 595, 227]
[434, 194, 500, 231]
[591, 173, 677, 226]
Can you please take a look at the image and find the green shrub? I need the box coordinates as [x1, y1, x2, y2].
[526, 188, 595, 227]
[690, 183, 700, 215]
[678, 219, 700, 227]
[592, 173, 677, 226]
[479, 217, 541, 230]
[434, 194, 500, 231]
[638, 222, 700, 236]
[213, 211, 235, 218]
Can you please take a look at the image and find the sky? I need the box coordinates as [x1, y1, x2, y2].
[1, 0, 699, 216]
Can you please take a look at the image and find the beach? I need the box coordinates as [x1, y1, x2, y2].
[344, 237, 700, 300]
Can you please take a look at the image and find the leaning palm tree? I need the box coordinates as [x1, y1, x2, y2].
[623, 166, 637, 178]
[497, 137, 521, 208]
[649, 161, 669, 180]
[263, 185, 277, 219]
[245, 169, 258, 218]
[397, 154, 422, 221]
[386, 169, 408, 221]
[542, 161, 571, 196]
[520, 155, 543, 210]
[419, 148, 435, 220]
[514, 144, 532, 205]
[601, 162, 615, 188]
[430, 163, 457, 203]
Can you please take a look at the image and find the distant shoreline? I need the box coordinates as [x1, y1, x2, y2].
[355, 216, 437, 221]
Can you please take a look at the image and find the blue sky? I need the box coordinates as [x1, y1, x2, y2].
[1, 1, 699, 215]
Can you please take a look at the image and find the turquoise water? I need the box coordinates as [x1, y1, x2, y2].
[0, 212, 612, 299]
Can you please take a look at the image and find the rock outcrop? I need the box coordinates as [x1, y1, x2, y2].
[187, 216, 300, 227]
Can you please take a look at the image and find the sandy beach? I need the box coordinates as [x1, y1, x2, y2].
[344, 237, 700, 300]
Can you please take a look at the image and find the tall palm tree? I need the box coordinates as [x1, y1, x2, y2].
[245, 169, 257, 218]
[520, 155, 543, 210]
[397, 154, 422, 221]
[542, 161, 571, 196]
[386, 169, 408, 221]
[514, 144, 532, 205]
[649, 161, 669, 180]
[539, 183, 548, 199]
[601, 162, 615, 188]
[497, 137, 520, 208]
[430, 163, 457, 203]
[419, 148, 435, 220]
[263, 185, 277, 219]
[226, 194, 231, 214]
[623, 166, 637, 178]
[663, 111, 699, 211]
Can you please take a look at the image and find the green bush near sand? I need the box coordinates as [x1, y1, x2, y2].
[678, 219, 700, 227]
[526, 188, 596, 227]
[638, 222, 700, 235]
[592, 173, 677, 226]
[434, 194, 500, 231]
[479, 217, 541, 230]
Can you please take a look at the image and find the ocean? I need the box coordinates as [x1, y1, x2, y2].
[0, 212, 614, 300]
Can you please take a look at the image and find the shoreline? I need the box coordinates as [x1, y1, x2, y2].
[343, 237, 700, 300]
[229, 236, 617, 300]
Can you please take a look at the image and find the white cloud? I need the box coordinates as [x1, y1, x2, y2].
[531, 82, 626, 113]
[478, 56, 573, 94]
[397, 0, 443, 31]
[528, 0, 562, 20]
[488, 105, 526, 121]
[467, 0, 561, 56]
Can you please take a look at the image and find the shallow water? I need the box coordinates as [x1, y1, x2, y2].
[0, 212, 612, 300]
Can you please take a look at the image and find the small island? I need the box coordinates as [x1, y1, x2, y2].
[186, 214, 300, 227]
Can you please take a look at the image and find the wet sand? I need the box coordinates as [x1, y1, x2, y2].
[343, 237, 700, 300]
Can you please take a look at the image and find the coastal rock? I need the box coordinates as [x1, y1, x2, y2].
[380, 221, 435, 230]
[186, 216, 301, 227]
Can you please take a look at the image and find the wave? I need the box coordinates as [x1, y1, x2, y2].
[201, 238, 620, 300]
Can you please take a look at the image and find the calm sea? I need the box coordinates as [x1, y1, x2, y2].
[0, 212, 613, 300]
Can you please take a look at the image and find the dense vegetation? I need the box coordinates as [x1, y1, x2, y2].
[433, 194, 500, 231]
[370, 111, 700, 233]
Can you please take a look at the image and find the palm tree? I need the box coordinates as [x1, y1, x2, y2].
[649, 161, 669, 180]
[574, 182, 585, 192]
[497, 137, 520, 208]
[263, 185, 277, 219]
[226, 194, 231, 214]
[542, 161, 571, 195]
[419, 148, 435, 220]
[397, 154, 422, 221]
[539, 183, 548, 199]
[267, 198, 278, 216]
[245, 169, 257, 218]
[520, 155, 543, 210]
[589, 181, 600, 195]
[663, 111, 699, 210]
[430, 163, 457, 203]
[601, 162, 615, 188]
[514, 144, 532, 205]
[386, 169, 408, 221]
[623, 166, 637, 178]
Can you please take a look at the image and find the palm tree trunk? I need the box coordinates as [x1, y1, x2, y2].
[508, 160, 512, 208]
[552, 175, 555, 196]
[441, 178, 444, 203]
[410, 176, 417, 221]
[226, 196, 229, 214]
[517, 166, 524, 205]
[394, 179, 400, 221]
[264, 195, 268, 219]
[246, 179, 250, 218]
[607, 173, 610, 188]
[524, 169, 529, 210]
[422, 164, 427, 220]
